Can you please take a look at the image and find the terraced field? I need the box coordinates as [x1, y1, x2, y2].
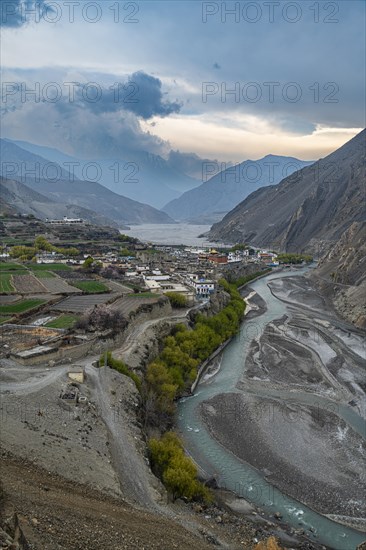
[109, 295, 161, 317]
[12, 274, 48, 294]
[40, 277, 82, 294]
[70, 280, 109, 293]
[46, 314, 78, 329]
[0, 263, 25, 271]
[0, 299, 46, 315]
[32, 270, 55, 278]
[31, 263, 72, 272]
[0, 315, 13, 324]
[54, 294, 114, 312]
[0, 272, 15, 293]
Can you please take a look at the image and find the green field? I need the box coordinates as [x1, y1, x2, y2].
[0, 262, 24, 271]
[0, 299, 46, 314]
[71, 281, 109, 293]
[0, 273, 15, 293]
[30, 263, 72, 272]
[46, 314, 78, 329]
[32, 270, 55, 278]
[0, 315, 12, 324]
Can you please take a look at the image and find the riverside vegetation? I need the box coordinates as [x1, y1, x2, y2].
[104, 271, 270, 503]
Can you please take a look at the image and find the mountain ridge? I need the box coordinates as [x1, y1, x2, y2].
[162, 155, 314, 221]
[207, 129, 366, 253]
[0, 140, 176, 226]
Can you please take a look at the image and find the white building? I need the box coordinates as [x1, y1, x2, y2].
[192, 280, 215, 297]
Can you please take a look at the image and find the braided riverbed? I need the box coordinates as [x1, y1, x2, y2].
[178, 266, 366, 549]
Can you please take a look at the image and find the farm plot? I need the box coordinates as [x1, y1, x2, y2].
[31, 263, 72, 272]
[0, 299, 46, 315]
[109, 295, 160, 317]
[0, 263, 24, 271]
[55, 270, 90, 280]
[105, 280, 133, 294]
[32, 270, 55, 278]
[54, 294, 114, 313]
[39, 277, 82, 294]
[12, 274, 48, 294]
[0, 272, 15, 293]
[70, 280, 109, 293]
[0, 315, 14, 324]
[46, 314, 78, 329]
[0, 295, 21, 303]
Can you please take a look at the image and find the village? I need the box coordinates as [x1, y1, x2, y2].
[0, 219, 283, 368]
[0, 208, 318, 378]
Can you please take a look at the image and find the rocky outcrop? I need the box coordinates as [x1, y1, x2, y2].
[0, 501, 31, 550]
[312, 221, 366, 328]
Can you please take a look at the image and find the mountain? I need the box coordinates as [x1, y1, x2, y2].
[207, 130, 366, 252]
[162, 155, 314, 221]
[312, 221, 366, 328]
[0, 177, 121, 228]
[7, 139, 200, 209]
[0, 140, 175, 225]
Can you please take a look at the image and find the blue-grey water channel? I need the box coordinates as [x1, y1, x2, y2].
[177, 267, 365, 549]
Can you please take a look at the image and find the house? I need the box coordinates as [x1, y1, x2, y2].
[144, 279, 161, 292]
[208, 254, 228, 264]
[192, 280, 215, 298]
[258, 252, 278, 265]
[68, 366, 85, 384]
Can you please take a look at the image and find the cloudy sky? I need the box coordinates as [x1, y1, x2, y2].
[1, 0, 365, 163]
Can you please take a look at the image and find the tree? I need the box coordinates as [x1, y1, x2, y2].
[149, 432, 212, 502]
[34, 235, 53, 252]
[165, 292, 187, 308]
[82, 256, 94, 269]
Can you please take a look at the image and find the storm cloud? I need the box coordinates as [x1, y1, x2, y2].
[59, 71, 182, 120]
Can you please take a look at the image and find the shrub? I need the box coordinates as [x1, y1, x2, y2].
[149, 432, 212, 502]
[165, 292, 187, 308]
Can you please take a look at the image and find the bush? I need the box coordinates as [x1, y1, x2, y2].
[277, 253, 312, 264]
[165, 292, 187, 308]
[149, 432, 212, 502]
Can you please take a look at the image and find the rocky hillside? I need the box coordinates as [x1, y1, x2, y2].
[207, 130, 365, 253]
[313, 221, 366, 328]
[0, 177, 120, 228]
[0, 140, 175, 226]
[0, 210, 124, 253]
[163, 155, 313, 222]
[10, 139, 200, 209]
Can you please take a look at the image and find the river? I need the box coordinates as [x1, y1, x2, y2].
[177, 267, 366, 549]
[121, 223, 228, 247]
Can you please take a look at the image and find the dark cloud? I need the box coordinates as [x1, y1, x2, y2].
[47, 72, 182, 121]
[0, 68, 183, 159]
[1, 93, 171, 160]
[0, 0, 52, 27]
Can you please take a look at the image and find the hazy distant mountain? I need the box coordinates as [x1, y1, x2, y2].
[0, 140, 175, 225]
[0, 177, 121, 228]
[7, 139, 200, 209]
[162, 155, 314, 221]
[207, 129, 365, 253]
